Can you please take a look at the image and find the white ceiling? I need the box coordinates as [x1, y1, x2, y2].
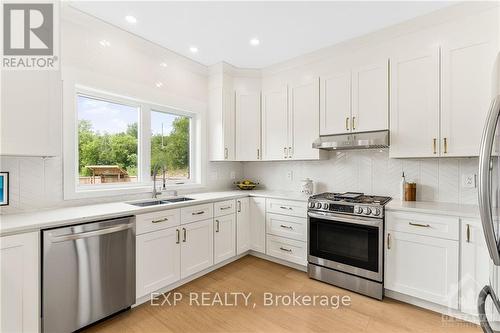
[69, 1, 454, 69]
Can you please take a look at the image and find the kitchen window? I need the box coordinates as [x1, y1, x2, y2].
[65, 86, 199, 199]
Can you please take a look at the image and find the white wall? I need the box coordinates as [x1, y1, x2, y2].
[244, 151, 478, 205]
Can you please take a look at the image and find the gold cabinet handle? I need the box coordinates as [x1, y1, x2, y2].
[152, 217, 169, 224]
[352, 116, 356, 130]
[433, 138, 437, 154]
[215, 220, 220, 233]
[176, 229, 180, 244]
[387, 233, 391, 250]
[443, 138, 448, 154]
[466, 224, 471, 243]
[182, 228, 186, 242]
[345, 117, 350, 131]
[409, 222, 431, 228]
[279, 247, 292, 253]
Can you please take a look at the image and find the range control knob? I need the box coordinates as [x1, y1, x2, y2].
[322, 202, 329, 209]
[308, 202, 315, 208]
[315, 202, 322, 209]
[363, 207, 372, 215]
[372, 208, 381, 216]
[354, 206, 363, 214]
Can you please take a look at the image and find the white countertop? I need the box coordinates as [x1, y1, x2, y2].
[0, 190, 310, 236]
[386, 200, 480, 219]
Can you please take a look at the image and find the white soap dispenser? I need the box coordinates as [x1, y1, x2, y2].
[400, 172, 406, 201]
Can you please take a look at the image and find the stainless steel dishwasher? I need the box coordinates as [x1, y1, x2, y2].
[42, 216, 135, 333]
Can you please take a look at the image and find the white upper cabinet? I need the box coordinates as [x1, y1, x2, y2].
[208, 86, 235, 161]
[262, 86, 289, 160]
[235, 91, 261, 161]
[440, 17, 499, 157]
[289, 77, 321, 160]
[320, 71, 351, 135]
[1, 71, 60, 157]
[351, 60, 389, 133]
[390, 46, 441, 158]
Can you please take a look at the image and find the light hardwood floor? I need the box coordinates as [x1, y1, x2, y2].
[85, 256, 480, 333]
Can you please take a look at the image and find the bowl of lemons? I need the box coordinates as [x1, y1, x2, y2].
[234, 179, 259, 190]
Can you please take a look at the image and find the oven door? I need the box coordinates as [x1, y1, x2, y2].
[308, 211, 383, 282]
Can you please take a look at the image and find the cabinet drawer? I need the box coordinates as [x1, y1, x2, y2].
[214, 199, 236, 217]
[136, 209, 180, 235]
[386, 211, 459, 240]
[181, 204, 213, 224]
[266, 235, 307, 266]
[266, 198, 307, 218]
[266, 213, 307, 241]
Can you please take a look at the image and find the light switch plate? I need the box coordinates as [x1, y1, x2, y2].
[230, 171, 236, 180]
[462, 174, 476, 188]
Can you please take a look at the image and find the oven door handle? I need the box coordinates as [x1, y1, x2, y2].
[308, 211, 382, 227]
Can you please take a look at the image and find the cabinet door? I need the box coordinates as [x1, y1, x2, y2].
[320, 72, 351, 135]
[250, 197, 266, 253]
[390, 46, 440, 158]
[208, 88, 235, 161]
[441, 31, 498, 156]
[236, 198, 251, 255]
[235, 91, 261, 161]
[352, 60, 389, 133]
[136, 228, 180, 298]
[460, 219, 490, 316]
[262, 87, 288, 160]
[385, 230, 459, 308]
[289, 78, 320, 160]
[214, 214, 236, 264]
[222, 89, 235, 160]
[180, 219, 214, 279]
[0, 232, 39, 333]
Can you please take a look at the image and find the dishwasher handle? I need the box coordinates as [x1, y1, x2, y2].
[49, 223, 134, 243]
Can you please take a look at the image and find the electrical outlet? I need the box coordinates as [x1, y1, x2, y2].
[286, 170, 293, 181]
[230, 171, 236, 180]
[462, 174, 476, 188]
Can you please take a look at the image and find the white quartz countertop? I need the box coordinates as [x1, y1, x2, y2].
[386, 200, 480, 219]
[0, 190, 310, 236]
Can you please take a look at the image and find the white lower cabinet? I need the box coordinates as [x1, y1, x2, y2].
[250, 197, 266, 253]
[0, 232, 39, 333]
[214, 214, 236, 264]
[385, 230, 459, 308]
[136, 227, 181, 298]
[266, 235, 307, 266]
[236, 198, 251, 255]
[460, 219, 490, 316]
[180, 219, 214, 279]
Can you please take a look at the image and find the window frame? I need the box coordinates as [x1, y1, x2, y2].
[63, 85, 200, 200]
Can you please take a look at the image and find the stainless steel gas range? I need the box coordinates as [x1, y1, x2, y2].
[307, 192, 391, 300]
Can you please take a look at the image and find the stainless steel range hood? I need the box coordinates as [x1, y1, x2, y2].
[312, 130, 389, 151]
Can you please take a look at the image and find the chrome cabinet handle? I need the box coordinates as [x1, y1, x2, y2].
[257, 148, 260, 160]
[284, 147, 288, 159]
[443, 138, 448, 154]
[345, 117, 350, 131]
[466, 224, 471, 243]
[352, 116, 356, 130]
[182, 228, 186, 242]
[192, 211, 205, 215]
[152, 217, 169, 224]
[176, 229, 180, 244]
[280, 224, 293, 230]
[433, 138, 437, 154]
[220, 206, 231, 210]
[224, 147, 228, 160]
[280, 206, 293, 210]
[409, 222, 431, 228]
[279, 247, 292, 253]
[288, 146, 292, 158]
[387, 233, 391, 250]
[215, 220, 220, 233]
[237, 200, 242, 213]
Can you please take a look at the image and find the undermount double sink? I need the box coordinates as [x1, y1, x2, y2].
[128, 197, 194, 207]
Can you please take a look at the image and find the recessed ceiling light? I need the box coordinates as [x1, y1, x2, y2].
[189, 46, 198, 54]
[160, 62, 168, 68]
[125, 15, 137, 24]
[155, 81, 163, 88]
[99, 39, 111, 47]
[249, 38, 260, 46]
